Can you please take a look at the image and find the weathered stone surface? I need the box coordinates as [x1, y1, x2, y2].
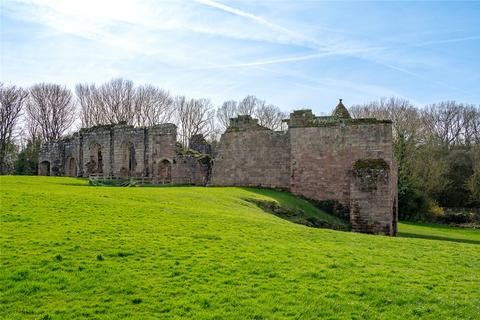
[189, 134, 212, 155]
[211, 116, 290, 189]
[38, 123, 210, 186]
[211, 104, 398, 236]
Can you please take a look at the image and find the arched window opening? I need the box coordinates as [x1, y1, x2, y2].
[66, 157, 77, 177]
[86, 143, 103, 175]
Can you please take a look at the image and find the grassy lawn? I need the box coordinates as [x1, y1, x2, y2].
[1, 176, 479, 319]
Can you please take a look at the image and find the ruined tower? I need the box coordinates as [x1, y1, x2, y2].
[211, 100, 398, 236]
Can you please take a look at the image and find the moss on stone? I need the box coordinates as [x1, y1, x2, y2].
[80, 123, 118, 133]
[176, 146, 212, 165]
[288, 117, 392, 128]
[353, 159, 389, 170]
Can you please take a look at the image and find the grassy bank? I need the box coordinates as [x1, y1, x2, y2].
[1, 176, 479, 319]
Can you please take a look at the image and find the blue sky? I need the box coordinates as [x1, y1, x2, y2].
[1, 0, 479, 114]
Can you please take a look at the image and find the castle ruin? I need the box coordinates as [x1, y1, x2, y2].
[39, 100, 398, 236]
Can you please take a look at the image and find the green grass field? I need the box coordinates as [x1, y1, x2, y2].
[1, 176, 479, 319]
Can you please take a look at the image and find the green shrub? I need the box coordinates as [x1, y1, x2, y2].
[424, 200, 445, 222]
[440, 209, 476, 224]
[88, 178, 137, 187]
[309, 199, 350, 221]
[467, 169, 480, 205]
[398, 181, 429, 221]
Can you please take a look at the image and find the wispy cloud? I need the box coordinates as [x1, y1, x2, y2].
[195, 0, 382, 58]
[411, 35, 480, 47]
[2, 0, 479, 108]
[195, 0, 319, 48]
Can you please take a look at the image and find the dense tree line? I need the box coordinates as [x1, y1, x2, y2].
[1, 79, 478, 218]
[350, 97, 480, 220]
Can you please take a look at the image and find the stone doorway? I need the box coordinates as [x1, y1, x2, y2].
[157, 159, 172, 184]
[39, 161, 50, 176]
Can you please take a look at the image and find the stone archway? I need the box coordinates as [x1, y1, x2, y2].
[66, 157, 77, 177]
[157, 159, 172, 184]
[39, 161, 50, 176]
[86, 143, 103, 175]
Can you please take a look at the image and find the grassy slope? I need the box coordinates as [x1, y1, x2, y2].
[0, 176, 479, 320]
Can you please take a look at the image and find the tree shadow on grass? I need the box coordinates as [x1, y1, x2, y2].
[398, 232, 480, 245]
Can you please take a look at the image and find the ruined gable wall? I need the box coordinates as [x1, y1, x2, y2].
[112, 126, 146, 177]
[81, 128, 112, 177]
[63, 135, 81, 177]
[146, 124, 177, 177]
[38, 136, 81, 176]
[290, 123, 395, 204]
[172, 156, 210, 185]
[38, 141, 64, 176]
[211, 125, 290, 189]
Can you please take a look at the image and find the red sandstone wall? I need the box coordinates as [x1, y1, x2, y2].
[350, 167, 395, 235]
[289, 123, 395, 204]
[211, 129, 290, 189]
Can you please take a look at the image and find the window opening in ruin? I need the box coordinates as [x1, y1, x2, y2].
[128, 143, 135, 172]
[67, 157, 76, 177]
[87, 144, 103, 175]
[97, 149, 103, 173]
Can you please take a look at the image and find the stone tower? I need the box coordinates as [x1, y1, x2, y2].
[211, 100, 398, 236]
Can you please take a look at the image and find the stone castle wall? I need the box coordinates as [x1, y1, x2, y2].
[211, 116, 290, 189]
[39, 123, 210, 186]
[350, 163, 396, 235]
[39, 100, 398, 236]
[146, 124, 177, 178]
[289, 123, 394, 203]
[210, 102, 398, 236]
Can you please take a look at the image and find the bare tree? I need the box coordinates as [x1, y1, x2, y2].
[231, 95, 287, 131]
[237, 95, 261, 116]
[0, 83, 28, 174]
[422, 101, 466, 147]
[77, 79, 174, 127]
[76, 83, 103, 127]
[175, 96, 215, 147]
[463, 104, 480, 145]
[216, 100, 238, 131]
[351, 97, 421, 142]
[255, 103, 287, 131]
[350, 97, 423, 182]
[96, 78, 135, 124]
[134, 85, 174, 126]
[27, 83, 76, 142]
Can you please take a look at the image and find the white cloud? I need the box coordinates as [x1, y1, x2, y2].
[2, 0, 478, 108]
